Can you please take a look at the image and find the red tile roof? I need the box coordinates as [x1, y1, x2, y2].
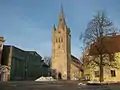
[89, 35, 120, 55]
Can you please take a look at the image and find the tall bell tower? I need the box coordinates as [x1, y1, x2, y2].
[52, 5, 71, 80]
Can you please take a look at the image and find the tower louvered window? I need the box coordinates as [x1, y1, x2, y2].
[57, 38, 63, 43]
[56, 38, 57, 42]
[61, 38, 63, 42]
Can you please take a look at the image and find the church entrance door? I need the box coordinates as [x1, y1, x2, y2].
[58, 72, 62, 80]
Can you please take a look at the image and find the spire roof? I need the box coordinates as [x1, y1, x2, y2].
[59, 4, 64, 19]
[53, 24, 56, 30]
[58, 5, 67, 29]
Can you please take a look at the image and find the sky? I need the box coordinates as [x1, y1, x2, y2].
[0, 0, 120, 59]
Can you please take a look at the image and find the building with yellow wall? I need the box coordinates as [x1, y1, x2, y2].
[83, 35, 120, 82]
[51, 6, 83, 80]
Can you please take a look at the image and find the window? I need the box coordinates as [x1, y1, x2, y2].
[61, 38, 63, 42]
[60, 18, 62, 22]
[56, 39, 57, 42]
[94, 71, 99, 77]
[58, 45, 60, 49]
[58, 31, 61, 33]
[59, 38, 61, 42]
[109, 54, 115, 61]
[85, 74, 90, 80]
[111, 70, 116, 77]
[57, 38, 63, 43]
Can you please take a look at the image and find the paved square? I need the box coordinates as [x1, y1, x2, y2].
[0, 81, 120, 90]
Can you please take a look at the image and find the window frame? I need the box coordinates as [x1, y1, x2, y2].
[94, 71, 100, 77]
[111, 70, 116, 77]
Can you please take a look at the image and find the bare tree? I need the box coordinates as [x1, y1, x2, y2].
[82, 11, 120, 82]
[43, 56, 51, 67]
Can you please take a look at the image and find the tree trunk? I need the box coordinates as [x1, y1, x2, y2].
[99, 54, 104, 82]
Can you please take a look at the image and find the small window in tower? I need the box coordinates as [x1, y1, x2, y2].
[56, 38, 59, 42]
[61, 38, 63, 42]
[60, 18, 62, 21]
[59, 38, 61, 42]
[58, 31, 61, 33]
[58, 45, 60, 49]
[56, 39, 57, 42]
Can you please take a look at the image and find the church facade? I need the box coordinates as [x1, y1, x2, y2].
[51, 6, 83, 80]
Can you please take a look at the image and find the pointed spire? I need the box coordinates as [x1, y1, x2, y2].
[60, 4, 64, 19]
[53, 24, 56, 30]
[58, 4, 67, 29]
[59, 4, 65, 22]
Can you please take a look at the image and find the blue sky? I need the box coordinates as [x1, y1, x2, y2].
[0, 0, 120, 58]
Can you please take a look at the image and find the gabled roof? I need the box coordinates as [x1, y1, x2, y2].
[3, 45, 42, 58]
[71, 55, 83, 71]
[89, 35, 120, 55]
[4, 45, 25, 52]
[71, 55, 81, 65]
[26, 51, 41, 57]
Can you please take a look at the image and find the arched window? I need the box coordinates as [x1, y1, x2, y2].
[56, 37, 63, 43]
[58, 45, 60, 49]
[58, 31, 61, 33]
[61, 38, 63, 42]
[59, 38, 61, 42]
[56, 39, 57, 42]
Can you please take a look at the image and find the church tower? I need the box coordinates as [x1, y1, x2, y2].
[52, 6, 71, 80]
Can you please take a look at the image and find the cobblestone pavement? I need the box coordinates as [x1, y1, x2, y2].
[0, 81, 120, 90]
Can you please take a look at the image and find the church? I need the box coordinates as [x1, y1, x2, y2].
[51, 6, 83, 80]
